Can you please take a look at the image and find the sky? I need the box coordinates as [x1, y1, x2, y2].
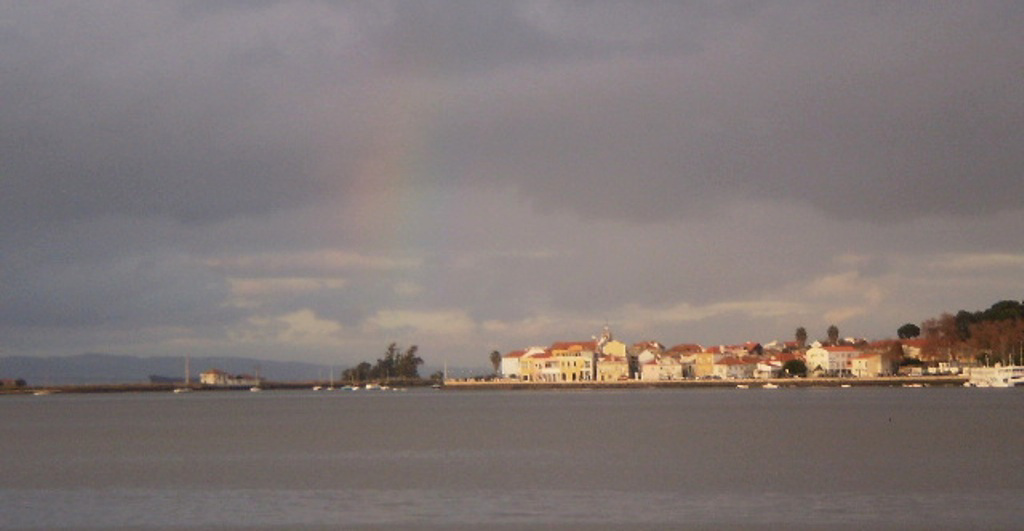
[2, 1, 1023, 369]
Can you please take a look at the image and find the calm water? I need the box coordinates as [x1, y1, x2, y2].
[1, 387, 1022, 529]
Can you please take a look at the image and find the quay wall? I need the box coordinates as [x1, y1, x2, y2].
[442, 375, 968, 390]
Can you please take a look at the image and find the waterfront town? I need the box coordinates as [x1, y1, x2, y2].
[491, 325, 999, 385]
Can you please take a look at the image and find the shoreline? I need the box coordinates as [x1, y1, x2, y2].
[1, 375, 972, 394]
[0, 380, 431, 395]
[441, 375, 968, 390]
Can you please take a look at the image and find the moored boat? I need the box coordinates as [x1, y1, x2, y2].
[967, 365, 1024, 388]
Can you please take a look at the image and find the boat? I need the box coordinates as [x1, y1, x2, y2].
[365, 383, 381, 390]
[736, 384, 749, 389]
[967, 365, 1024, 388]
[172, 387, 192, 394]
[33, 390, 53, 396]
[250, 386, 263, 392]
[840, 384, 852, 388]
[762, 383, 779, 389]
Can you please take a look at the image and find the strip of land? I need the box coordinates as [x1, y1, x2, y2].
[1, 376, 971, 394]
[442, 375, 967, 390]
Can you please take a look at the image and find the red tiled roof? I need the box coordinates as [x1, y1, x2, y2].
[667, 343, 703, 353]
[716, 356, 755, 366]
[550, 340, 598, 351]
[770, 352, 799, 362]
[504, 349, 528, 358]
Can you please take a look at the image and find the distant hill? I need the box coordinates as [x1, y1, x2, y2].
[0, 353, 331, 386]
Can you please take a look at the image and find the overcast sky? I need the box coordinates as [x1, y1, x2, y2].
[3, 1, 1023, 369]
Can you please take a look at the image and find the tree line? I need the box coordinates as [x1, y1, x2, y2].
[341, 342, 424, 383]
[919, 300, 1024, 365]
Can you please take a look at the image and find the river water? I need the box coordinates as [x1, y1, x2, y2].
[1, 386, 1022, 529]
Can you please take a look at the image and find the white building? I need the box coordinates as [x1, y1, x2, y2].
[713, 357, 756, 379]
[501, 347, 546, 380]
[804, 342, 860, 377]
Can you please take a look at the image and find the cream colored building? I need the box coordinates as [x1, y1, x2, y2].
[520, 352, 560, 382]
[712, 357, 756, 379]
[694, 351, 725, 379]
[850, 352, 891, 377]
[597, 355, 630, 381]
[199, 369, 261, 387]
[640, 356, 685, 381]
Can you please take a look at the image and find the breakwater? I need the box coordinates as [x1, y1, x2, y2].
[442, 375, 968, 390]
[1, 380, 436, 395]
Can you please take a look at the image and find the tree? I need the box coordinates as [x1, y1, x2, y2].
[968, 319, 1024, 365]
[897, 323, 921, 339]
[489, 350, 502, 375]
[795, 327, 808, 348]
[782, 360, 807, 377]
[921, 313, 960, 360]
[370, 343, 401, 380]
[827, 324, 839, 346]
[396, 344, 423, 379]
[342, 361, 372, 383]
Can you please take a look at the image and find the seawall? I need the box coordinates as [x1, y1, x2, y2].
[442, 375, 968, 390]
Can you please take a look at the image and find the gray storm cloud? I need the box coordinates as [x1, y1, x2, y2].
[2, 1, 1022, 364]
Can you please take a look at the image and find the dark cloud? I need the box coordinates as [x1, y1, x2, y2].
[426, 2, 1024, 223]
[2, 2, 1022, 364]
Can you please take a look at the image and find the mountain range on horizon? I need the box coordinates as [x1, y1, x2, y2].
[0, 353, 476, 386]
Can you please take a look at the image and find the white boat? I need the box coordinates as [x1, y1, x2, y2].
[365, 383, 381, 390]
[967, 365, 1024, 388]
[250, 386, 263, 392]
[736, 384, 749, 389]
[172, 387, 192, 394]
[762, 383, 779, 389]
